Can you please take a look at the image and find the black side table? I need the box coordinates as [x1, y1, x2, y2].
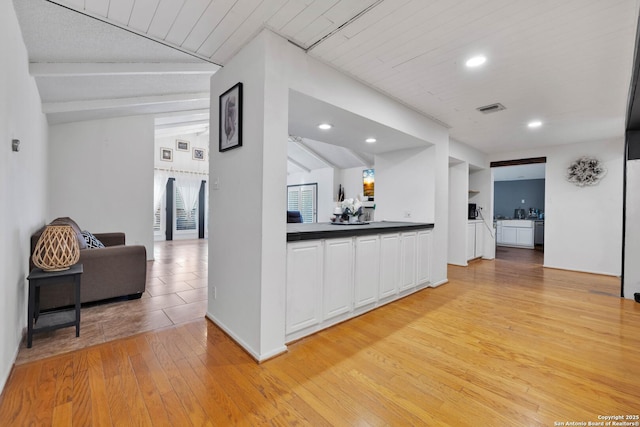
[27, 263, 83, 348]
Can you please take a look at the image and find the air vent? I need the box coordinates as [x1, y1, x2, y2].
[476, 103, 506, 114]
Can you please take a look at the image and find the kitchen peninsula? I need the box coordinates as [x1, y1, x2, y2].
[286, 221, 435, 342]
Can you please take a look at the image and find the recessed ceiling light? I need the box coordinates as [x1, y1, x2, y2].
[528, 120, 543, 128]
[318, 123, 332, 130]
[365, 138, 376, 143]
[465, 55, 486, 68]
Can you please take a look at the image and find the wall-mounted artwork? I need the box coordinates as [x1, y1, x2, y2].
[219, 82, 243, 152]
[567, 156, 607, 187]
[176, 139, 189, 151]
[363, 168, 375, 198]
[160, 148, 173, 162]
[193, 148, 205, 161]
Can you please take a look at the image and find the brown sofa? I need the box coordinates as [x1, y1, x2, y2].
[30, 217, 147, 310]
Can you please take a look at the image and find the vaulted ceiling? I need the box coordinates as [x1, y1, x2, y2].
[13, 0, 640, 166]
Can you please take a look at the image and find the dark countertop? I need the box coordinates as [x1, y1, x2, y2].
[287, 221, 435, 242]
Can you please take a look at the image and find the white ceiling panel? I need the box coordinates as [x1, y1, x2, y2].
[279, 0, 339, 39]
[128, 0, 159, 32]
[107, 0, 135, 26]
[289, 90, 429, 155]
[147, 0, 184, 39]
[181, 0, 236, 52]
[267, 0, 308, 31]
[195, 0, 263, 59]
[210, 0, 290, 63]
[164, 0, 212, 47]
[12, 0, 640, 154]
[85, 0, 108, 16]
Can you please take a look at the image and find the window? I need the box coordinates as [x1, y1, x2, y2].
[287, 184, 317, 223]
[176, 187, 197, 231]
[153, 205, 161, 232]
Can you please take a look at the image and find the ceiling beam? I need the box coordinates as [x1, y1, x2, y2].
[347, 150, 373, 168]
[29, 62, 220, 77]
[289, 136, 336, 168]
[155, 119, 209, 131]
[287, 157, 311, 173]
[42, 92, 210, 114]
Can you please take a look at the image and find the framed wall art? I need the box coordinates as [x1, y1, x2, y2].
[193, 147, 205, 161]
[219, 82, 243, 152]
[176, 139, 189, 151]
[160, 148, 173, 162]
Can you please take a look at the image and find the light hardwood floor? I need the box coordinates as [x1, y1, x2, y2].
[2, 245, 639, 425]
[16, 239, 208, 365]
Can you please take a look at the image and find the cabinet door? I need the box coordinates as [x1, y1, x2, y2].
[516, 227, 534, 246]
[286, 241, 323, 334]
[400, 232, 417, 291]
[467, 224, 476, 260]
[417, 230, 432, 285]
[354, 235, 380, 308]
[379, 234, 400, 298]
[502, 227, 517, 245]
[475, 223, 484, 257]
[323, 238, 353, 320]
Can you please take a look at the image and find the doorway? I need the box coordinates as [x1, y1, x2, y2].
[491, 158, 546, 262]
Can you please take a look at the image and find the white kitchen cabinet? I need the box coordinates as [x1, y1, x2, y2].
[379, 233, 400, 299]
[467, 221, 484, 260]
[323, 238, 353, 320]
[516, 227, 534, 247]
[354, 235, 380, 308]
[467, 224, 476, 260]
[417, 230, 432, 285]
[286, 241, 323, 334]
[285, 226, 435, 343]
[400, 232, 417, 291]
[501, 227, 517, 245]
[496, 220, 534, 248]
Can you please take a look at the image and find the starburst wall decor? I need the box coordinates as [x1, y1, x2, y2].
[566, 156, 607, 187]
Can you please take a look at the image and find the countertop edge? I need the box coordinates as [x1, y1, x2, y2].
[287, 222, 435, 242]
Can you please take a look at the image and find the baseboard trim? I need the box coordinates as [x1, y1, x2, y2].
[205, 312, 288, 363]
[543, 264, 620, 277]
[430, 278, 449, 288]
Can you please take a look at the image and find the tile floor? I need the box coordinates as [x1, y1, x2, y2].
[16, 239, 208, 364]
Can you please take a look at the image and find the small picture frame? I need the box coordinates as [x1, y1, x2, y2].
[160, 148, 173, 162]
[193, 147, 205, 161]
[176, 139, 189, 151]
[219, 82, 243, 152]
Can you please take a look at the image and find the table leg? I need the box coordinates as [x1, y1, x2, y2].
[27, 279, 35, 348]
[74, 273, 81, 337]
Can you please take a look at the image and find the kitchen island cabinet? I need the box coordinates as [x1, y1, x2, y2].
[496, 220, 534, 248]
[286, 222, 434, 342]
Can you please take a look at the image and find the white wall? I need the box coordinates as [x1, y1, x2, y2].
[491, 138, 623, 276]
[448, 161, 469, 266]
[338, 167, 366, 202]
[155, 133, 209, 173]
[0, 1, 49, 394]
[287, 167, 334, 222]
[624, 159, 640, 298]
[209, 30, 287, 360]
[209, 29, 449, 361]
[48, 116, 154, 260]
[375, 147, 436, 223]
[470, 168, 495, 259]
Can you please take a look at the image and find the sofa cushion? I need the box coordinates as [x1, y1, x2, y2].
[50, 217, 87, 249]
[81, 230, 105, 249]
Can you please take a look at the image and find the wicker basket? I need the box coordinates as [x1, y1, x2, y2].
[32, 225, 80, 271]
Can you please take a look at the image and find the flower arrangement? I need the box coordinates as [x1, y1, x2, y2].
[341, 198, 363, 218]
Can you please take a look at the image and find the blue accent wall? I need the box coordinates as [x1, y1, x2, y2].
[494, 179, 545, 218]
